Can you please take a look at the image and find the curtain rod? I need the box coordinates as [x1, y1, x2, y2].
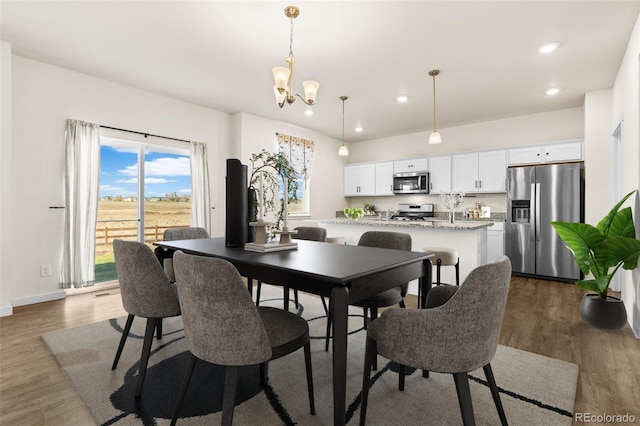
[100, 125, 190, 144]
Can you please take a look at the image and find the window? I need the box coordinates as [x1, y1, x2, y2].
[277, 133, 314, 217]
[95, 137, 191, 283]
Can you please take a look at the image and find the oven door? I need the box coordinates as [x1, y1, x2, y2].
[393, 173, 429, 194]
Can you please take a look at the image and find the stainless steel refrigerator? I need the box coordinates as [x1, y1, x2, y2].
[506, 163, 584, 281]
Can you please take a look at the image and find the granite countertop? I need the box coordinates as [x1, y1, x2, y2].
[315, 218, 494, 231]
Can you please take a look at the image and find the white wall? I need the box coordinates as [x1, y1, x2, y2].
[584, 89, 614, 225]
[232, 112, 347, 228]
[3, 54, 231, 312]
[348, 107, 584, 163]
[0, 42, 13, 315]
[611, 13, 640, 337]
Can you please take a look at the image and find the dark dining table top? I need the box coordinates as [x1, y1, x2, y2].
[154, 237, 432, 301]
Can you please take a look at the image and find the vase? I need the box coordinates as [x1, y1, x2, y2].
[448, 209, 455, 224]
[580, 293, 627, 330]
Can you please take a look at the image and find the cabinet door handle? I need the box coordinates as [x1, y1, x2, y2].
[475, 180, 478, 188]
[430, 182, 433, 190]
[479, 180, 482, 188]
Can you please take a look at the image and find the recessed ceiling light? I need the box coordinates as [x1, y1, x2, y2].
[355, 126, 363, 133]
[546, 87, 560, 96]
[396, 95, 408, 103]
[538, 42, 559, 54]
[304, 109, 314, 116]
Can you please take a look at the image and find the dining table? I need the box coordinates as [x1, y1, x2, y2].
[154, 237, 433, 426]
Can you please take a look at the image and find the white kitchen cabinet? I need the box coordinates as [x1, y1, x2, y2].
[452, 150, 506, 193]
[375, 161, 394, 195]
[394, 157, 428, 173]
[344, 163, 376, 196]
[428, 155, 452, 194]
[478, 150, 507, 192]
[543, 141, 583, 163]
[508, 140, 583, 165]
[486, 222, 505, 263]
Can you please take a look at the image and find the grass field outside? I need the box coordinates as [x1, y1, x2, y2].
[95, 200, 191, 282]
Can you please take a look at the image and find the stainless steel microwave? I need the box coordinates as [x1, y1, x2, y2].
[393, 172, 430, 194]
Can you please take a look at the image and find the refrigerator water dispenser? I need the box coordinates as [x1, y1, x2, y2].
[511, 200, 530, 223]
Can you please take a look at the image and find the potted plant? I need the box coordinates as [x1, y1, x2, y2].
[551, 190, 640, 330]
[248, 149, 298, 239]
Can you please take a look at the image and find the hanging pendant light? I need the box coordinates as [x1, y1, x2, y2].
[272, 6, 320, 108]
[429, 69, 442, 144]
[338, 96, 349, 156]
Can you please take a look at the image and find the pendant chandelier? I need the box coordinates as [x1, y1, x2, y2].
[338, 96, 349, 156]
[429, 69, 442, 144]
[272, 6, 320, 108]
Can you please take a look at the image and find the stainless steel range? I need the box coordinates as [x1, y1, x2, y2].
[391, 203, 435, 221]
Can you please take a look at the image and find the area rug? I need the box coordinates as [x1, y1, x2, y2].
[42, 288, 579, 425]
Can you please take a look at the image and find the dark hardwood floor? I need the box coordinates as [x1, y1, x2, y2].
[0, 276, 638, 425]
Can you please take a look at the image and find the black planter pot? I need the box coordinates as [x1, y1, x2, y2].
[580, 293, 627, 330]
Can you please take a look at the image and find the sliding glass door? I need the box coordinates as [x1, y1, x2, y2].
[95, 137, 191, 283]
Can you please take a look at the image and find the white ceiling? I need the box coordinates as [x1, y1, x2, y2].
[1, 1, 639, 142]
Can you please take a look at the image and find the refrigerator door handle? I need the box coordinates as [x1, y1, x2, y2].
[535, 182, 541, 242]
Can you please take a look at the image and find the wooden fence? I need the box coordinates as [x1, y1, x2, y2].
[96, 224, 189, 247]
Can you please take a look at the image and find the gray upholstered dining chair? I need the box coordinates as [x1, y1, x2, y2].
[255, 226, 327, 310]
[170, 251, 315, 426]
[325, 231, 411, 353]
[111, 239, 181, 398]
[359, 256, 512, 426]
[161, 227, 209, 282]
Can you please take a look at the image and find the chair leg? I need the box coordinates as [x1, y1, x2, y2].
[360, 335, 376, 426]
[135, 318, 157, 398]
[256, 281, 262, 306]
[112, 314, 134, 370]
[304, 342, 316, 415]
[483, 363, 508, 426]
[156, 318, 163, 340]
[453, 372, 476, 426]
[293, 289, 299, 309]
[325, 298, 333, 352]
[369, 307, 379, 371]
[320, 296, 328, 315]
[362, 307, 369, 330]
[170, 353, 198, 426]
[283, 287, 290, 311]
[436, 259, 442, 285]
[222, 366, 240, 426]
[455, 259, 460, 286]
[398, 364, 406, 391]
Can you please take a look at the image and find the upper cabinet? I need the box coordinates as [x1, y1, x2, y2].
[394, 157, 428, 174]
[452, 150, 506, 193]
[427, 155, 452, 194]
[344, 163, 376, 196]
[508, 140, 583, 165]
[375, 161, 395, 196]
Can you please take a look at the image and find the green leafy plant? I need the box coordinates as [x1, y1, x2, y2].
[551, 190, 640, 299]
[363, 203, 376, 214]
[248, 149, 298, 234]
[344, 207, 364, 220]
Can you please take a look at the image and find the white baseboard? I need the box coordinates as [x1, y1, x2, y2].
[0, 305, 13, 317]
[11, 290, 66, 309]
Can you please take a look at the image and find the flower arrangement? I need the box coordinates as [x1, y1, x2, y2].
[440, 191, 465, 223]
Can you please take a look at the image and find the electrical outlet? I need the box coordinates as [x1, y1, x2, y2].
[40, 264, 52, 277]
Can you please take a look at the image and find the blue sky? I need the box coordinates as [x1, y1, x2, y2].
[99, 144, 191, 198]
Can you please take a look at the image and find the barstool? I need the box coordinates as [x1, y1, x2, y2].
[326, 236, 346, 244]
[421, 246, 459, 286]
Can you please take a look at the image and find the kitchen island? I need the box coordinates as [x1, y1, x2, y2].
[314, 218, 494, 293]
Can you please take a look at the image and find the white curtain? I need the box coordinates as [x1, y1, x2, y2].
[59, 119, 100, 289]
[276, 133, 314, 181]
[190, 141, 211, 235]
